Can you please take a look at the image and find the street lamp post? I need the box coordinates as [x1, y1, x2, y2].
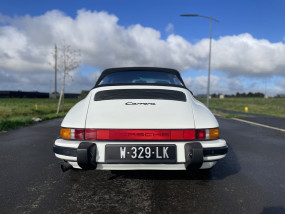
[180, 14, 219, 107]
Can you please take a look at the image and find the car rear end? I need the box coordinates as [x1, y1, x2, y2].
[53, 83, 228, 171]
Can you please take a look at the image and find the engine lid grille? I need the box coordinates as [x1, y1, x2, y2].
[94, 89, 186, 102]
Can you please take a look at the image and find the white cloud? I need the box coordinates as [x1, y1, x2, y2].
[0, 9, 285, 94]
[184, 75, 285, 97]
[211, 34, 285, 76]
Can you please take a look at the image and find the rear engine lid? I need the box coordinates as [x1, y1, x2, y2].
[85, 88, 195, 129]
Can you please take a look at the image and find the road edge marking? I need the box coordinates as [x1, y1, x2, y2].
[232, 118, 285, 132]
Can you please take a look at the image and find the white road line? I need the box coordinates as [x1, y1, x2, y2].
[232, 118, 285, 132]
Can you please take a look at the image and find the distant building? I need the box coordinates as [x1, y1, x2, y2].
[0, 90, 80, 99]
[219, 94, 224, 99]
[276, 94, 285, 98]
[0, 90, 48, 98]
[49, 92, 60, 99]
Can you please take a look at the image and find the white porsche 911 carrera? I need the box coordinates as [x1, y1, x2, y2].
[53, 67, 228, 171]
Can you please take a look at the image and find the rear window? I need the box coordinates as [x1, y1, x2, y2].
[98, 71, 184, 87]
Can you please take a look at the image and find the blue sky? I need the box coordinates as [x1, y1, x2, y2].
[2, 0, 284, 41]
[0, 0, 285, 96]
[2, 0, 285, 41]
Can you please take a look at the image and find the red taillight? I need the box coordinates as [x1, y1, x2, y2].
[85, 129, 111, 140]
[84, 129, 195, 140]
[197, 129, 206, 139]
[74, 129, 84, 139]
[85, 129, 97, 140]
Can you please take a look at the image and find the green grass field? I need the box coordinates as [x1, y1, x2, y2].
[198, 97, 285, 118]
[0, 98, 79, 131]
[0, 97, 284, 132]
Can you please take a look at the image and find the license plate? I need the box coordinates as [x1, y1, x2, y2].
[105, 144, 176, 163]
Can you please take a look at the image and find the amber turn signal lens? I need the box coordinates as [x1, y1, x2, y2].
[209, 128, 219, 139]
[60, 128, 71, 139]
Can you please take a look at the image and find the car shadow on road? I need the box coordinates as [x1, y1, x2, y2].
[109, 143, 241, 181]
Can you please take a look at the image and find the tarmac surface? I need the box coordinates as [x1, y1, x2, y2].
[0, 116, 284, 214]
[211, 108, 285, 129]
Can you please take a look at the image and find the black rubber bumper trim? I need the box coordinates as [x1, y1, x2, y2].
[77, 142, 97, 170]
[203, 146, 228, 157]
[185, 142, 204, 170]
[53, 145, 77, 157]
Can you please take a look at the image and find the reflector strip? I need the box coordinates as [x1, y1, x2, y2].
[183, 130, 196, 140]
[109, 129, 170, 140]
[170, 130, 183, 140]
[62, 128, 218, 141]
[97, 129, 110, 140]
[84, 129, 196, 140]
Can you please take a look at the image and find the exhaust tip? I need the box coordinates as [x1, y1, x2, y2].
[61, 161, 73, 172]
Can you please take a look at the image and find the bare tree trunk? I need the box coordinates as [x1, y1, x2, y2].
[56, 71, 66, 114]
[55, 42, 80, 114]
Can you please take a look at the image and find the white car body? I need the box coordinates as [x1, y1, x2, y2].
[53, 67, 227, 171]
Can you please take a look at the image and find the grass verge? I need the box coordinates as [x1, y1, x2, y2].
[197, 97, 285, 118]
[0, 98, 79, 132]
[209, 109, 248, 119]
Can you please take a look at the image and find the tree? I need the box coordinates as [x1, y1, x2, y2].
[56, 43, 81, 114]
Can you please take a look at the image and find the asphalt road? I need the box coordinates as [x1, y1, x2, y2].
[0, 117, 284, 214]
[211, 108, 285, 129]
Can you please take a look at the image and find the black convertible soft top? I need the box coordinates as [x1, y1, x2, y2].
[94, 67, 186, 88]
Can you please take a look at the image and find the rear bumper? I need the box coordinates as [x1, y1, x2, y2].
[53, 139, 228, 170]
